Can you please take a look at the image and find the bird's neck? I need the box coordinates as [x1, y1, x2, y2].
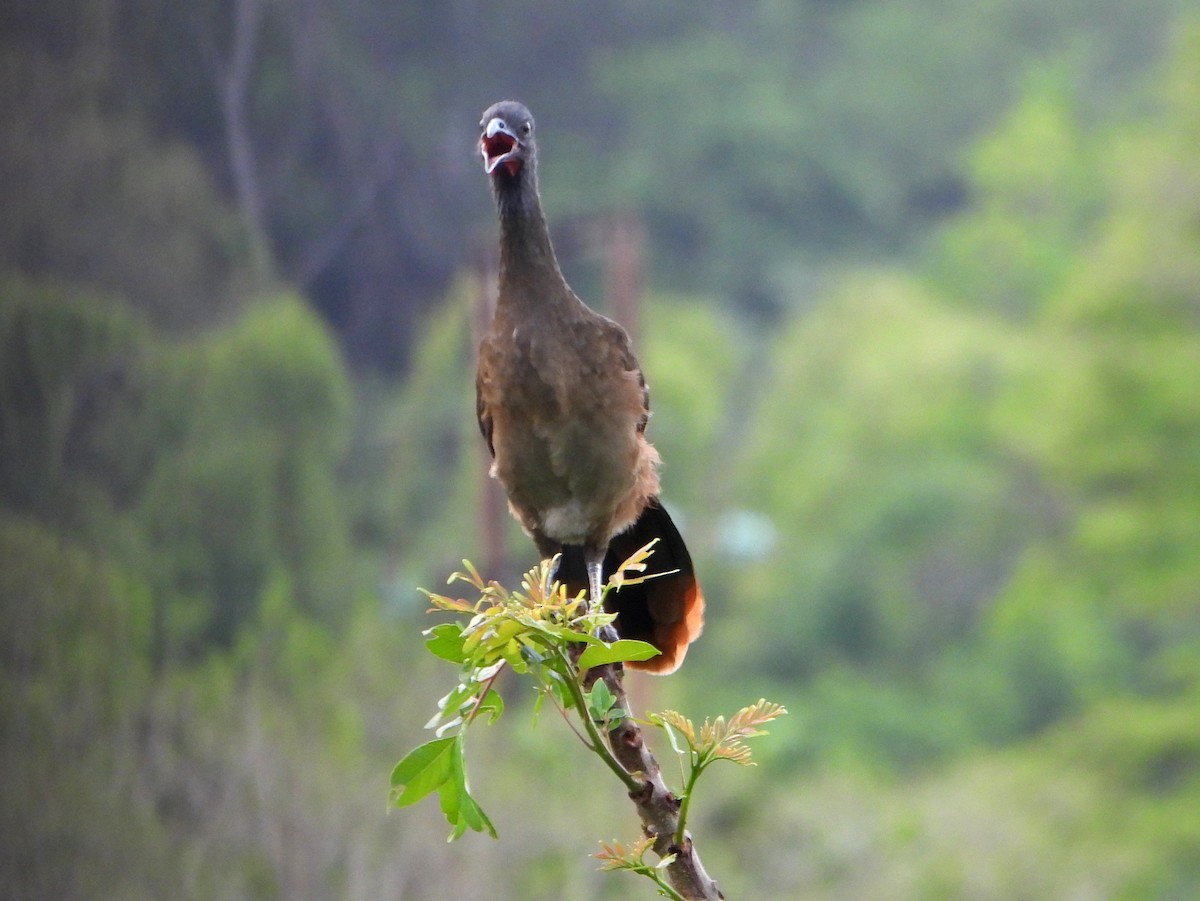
[493, 174, 572, 317]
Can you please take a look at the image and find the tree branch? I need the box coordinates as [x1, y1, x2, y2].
[402, 560, 780, 899]
[586, 662, 724, 901]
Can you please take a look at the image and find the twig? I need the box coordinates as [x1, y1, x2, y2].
[586, 662, 724, 901]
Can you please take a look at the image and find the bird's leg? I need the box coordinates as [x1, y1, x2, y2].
[586, 560, 604, 609]
[585, 554, 620, 645]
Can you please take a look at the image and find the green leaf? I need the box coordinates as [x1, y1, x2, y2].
[454, 783, 496, 838]
[588, 679, 616, 722]
[578, 639, 661, 670]
[542, 623, 606, 645]
[394, 735, 497, 840]
[476, 687, 505, 723]
[425, 623, 467, 662]
[440, 779, 476, 840]
[543, 668, 576, 712]
[390, 736, 457, 808]
[531, 688, 547, 723]
[657, 717, 685, 757]
[440, 734, 497, 840]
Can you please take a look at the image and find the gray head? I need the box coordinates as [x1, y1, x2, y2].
[479, 100, 537, 183]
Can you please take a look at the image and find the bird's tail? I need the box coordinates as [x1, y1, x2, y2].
[559, 498, 705, 674]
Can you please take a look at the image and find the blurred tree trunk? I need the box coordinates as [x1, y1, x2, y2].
[217, 0, 273, 281]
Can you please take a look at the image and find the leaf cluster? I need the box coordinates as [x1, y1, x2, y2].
[390, 556, 661, 841]
[595, 835, 682, 900]
[653, 699, 788, 770]
[389, 556, 785, 898]
[424, 558, 658, 681]
[650, 700, 787, 848]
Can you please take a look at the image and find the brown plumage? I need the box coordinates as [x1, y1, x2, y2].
[474, 100, 704, 673]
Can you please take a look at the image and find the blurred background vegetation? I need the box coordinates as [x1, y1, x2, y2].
[3, 0, 1200, 898]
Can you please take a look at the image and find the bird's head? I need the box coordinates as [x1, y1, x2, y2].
[480, 100, 535, 181]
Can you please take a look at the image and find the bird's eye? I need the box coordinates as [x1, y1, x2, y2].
[520, 122, 532, 136]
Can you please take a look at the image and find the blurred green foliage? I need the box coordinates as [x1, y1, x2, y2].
[139, 297, 354, 647]
[0, 45, 253, 329]
[2, 2, 1200, 899]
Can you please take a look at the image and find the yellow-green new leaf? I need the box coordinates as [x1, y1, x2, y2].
[578, 639, 661, 670]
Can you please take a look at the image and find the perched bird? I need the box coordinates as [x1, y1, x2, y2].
[474, 100, 704, 673]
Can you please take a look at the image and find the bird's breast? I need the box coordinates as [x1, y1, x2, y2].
[479, 323, 657, 544]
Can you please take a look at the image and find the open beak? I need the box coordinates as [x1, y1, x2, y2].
[481, 118, 521, 175]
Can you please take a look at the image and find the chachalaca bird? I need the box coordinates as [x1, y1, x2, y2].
[475, 100, 704, 674]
